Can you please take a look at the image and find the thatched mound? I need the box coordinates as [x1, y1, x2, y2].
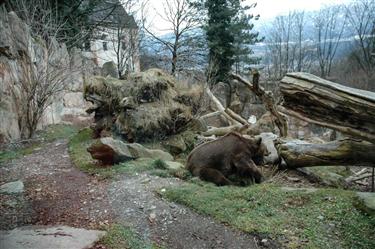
[84, 69, 201, 142]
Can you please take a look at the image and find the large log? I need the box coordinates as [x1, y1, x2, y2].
[280, 73, 375, 143]
[276, 138, 375, 169]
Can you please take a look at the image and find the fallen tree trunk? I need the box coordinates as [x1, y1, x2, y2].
[276, 138, 375, 169]
[280, 73, 375, 143]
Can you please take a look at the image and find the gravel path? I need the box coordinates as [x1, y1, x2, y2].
[0, 140, 113, 230]
[109, 174, 261, 249]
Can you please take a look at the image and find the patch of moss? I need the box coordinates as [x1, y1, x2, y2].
[98, 224, 164, 249]
[161, 183, 375, 248]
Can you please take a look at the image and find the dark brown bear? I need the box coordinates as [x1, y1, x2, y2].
[186, 132, 269, 186]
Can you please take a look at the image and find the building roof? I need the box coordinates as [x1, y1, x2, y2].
[89, 0, 138, 29]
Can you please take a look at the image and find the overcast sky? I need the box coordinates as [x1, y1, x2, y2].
[144, 0, 353, 34]
[248, 0, 352, 20]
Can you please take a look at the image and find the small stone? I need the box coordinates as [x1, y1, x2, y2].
[317, 215, 324, 220]
[355, 192, 375, 215]
[286, 176, 301, 182]
[164, 161, 184, 170]
[149, 212, 156, 223]
[0, 180, 24, 194]
[160, 188, 166, 193]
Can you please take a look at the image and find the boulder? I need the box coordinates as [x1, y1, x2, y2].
[87, 137, 173, 165]
[255, 133, 279, 164]
[0, 180, 24, 194]
[355, 192, 375, 216]
[84, 69, 201, 142]
[0, 225, 106, 249]
[280, 187, 318, 194]
[163, 135, 187, 155]
[101, 61, 118, 78]
[164, 161, 185, 170]
[297, 166, 350, 187]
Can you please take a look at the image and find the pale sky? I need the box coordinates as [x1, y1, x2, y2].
[144, 0, 353, 34]
[250, 0, 352, 20]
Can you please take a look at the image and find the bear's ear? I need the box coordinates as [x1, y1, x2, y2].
[256, 137, 262, 145]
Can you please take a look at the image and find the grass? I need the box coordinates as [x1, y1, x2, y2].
[98, 224, 165, 249]
[0, 124, 78, 164]
[160, 182, 375, 248]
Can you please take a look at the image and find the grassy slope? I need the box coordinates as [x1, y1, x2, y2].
[161, 182, 375, 249]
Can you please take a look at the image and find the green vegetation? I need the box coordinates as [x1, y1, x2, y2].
[98, 224, 164, 249]
[161, 182, 375, 248]
[0, 124, 77, 164]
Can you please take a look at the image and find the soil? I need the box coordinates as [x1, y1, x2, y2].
[0, 140, 112, 230]
[0, 140, 277, 248]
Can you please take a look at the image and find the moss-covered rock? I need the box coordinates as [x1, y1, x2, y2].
[355, 192, 375, 216]
[298, 166, 350, 187]
[84, 69, 202, 142]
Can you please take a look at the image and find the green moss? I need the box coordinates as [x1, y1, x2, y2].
[161, 183, 375, 248]
[98, 224, 165, 249]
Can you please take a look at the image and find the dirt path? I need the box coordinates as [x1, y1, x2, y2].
[108, 174, 262, 249]
[1, 140, 264, 248]
[0, 140, 113, 230]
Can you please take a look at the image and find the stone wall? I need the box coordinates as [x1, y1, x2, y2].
[0, 11, 93, 142]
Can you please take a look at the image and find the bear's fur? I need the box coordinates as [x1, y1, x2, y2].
[186, 132, 269, 186]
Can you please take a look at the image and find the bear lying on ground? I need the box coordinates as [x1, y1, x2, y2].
[186, 132, 269, 186]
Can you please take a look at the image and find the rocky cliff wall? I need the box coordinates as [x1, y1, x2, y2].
[0, 10, 93, 142]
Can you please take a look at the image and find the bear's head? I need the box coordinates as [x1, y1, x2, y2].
[243, 136, 270, 165]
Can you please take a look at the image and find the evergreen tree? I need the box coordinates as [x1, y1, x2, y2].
[193, 0, 261, 84]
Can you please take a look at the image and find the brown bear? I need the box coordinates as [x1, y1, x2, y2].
[186, 132, 269, 186]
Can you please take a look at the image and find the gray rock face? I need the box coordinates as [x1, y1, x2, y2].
[0, 10, 93, 142]
[298, 166, 349, 187]
[355, 192, 375, 215]
[0, 225, 106, 249]
[164, 161, 184, 170]
[255, 132, 279, 164]
[0, 180, 24, 194]
[88, 137, 174, 164]
[163, 135, 187, 155]
[280, 187, 318, 193]
[101, 61, 119, 78]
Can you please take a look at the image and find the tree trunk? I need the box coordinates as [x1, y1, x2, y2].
[276, 138, 375, 169]
[279, 73, 375, 143]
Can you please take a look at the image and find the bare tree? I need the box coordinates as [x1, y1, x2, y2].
[346, 0, 375, 81]
[142, 0, 200, 76]
[1, 5, 75, 138]
[265, 11, 314, 80]
[313, 5, 346, 78]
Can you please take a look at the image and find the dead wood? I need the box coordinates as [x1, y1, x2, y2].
[279, 73, 375, 143]
[276, 138, 375, 169]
